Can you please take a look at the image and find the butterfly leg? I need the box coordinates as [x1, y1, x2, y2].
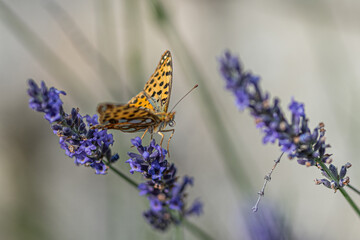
[140, 128, 149, 140]
[158, 132, 165, 147]
[130, 128, 149, 149]
[166, 129, 175, 157]
[90, 124, 105, 130]
[159, 129, 175, 157]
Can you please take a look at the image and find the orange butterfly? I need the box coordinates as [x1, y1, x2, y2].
[92, 50, 176, 155]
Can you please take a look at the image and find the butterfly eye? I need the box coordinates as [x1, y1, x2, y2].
[169, 120, 176, 127]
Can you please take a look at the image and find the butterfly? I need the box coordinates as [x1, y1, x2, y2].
[92, 50, 176, 155]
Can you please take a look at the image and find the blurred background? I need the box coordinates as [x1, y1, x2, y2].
[1, 0, 360, 239]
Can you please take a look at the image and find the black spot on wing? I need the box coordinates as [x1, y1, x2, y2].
[109, 119, 117, 124]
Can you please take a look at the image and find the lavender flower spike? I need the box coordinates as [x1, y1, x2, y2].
[27, 79, 119, 174]
[126, 137, 202, 231]
[218, 51, 351, 191]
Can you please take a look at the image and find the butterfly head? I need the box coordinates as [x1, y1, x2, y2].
[166, 112, 176, 127]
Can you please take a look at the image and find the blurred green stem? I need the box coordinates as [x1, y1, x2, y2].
[173, 224, 184, 240]
[148, 0, 253, 191]
[316, 159, 360, 217]
[183, 219, 214, 240]
[106, 161, 138, 188]
[124, 0, 146, 92]
[348, 184, 360, 196]
[301, 1, 360, 161]
[43, 0, 126, 100]
[0, 0, 96, 102]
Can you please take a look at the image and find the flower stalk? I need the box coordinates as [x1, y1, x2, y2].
[315, 159, 360, 216]
[218, 51, 360, 217]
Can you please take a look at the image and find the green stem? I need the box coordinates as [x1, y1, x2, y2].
[183, 219, 214, 240]
[174, 224, 184, 240]
[338, 187, 360, 217]
[316, 160, 360, 217]
[347, 184, 360, 196]
[106, 162, 138, 188]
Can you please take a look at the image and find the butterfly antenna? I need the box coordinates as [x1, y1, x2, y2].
[170, 84, 198, 112]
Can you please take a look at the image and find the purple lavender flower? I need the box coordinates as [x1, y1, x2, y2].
[27, 79, 119, 174]
[28, 79, 66, 123]
[186, 199, 203, 216]
[126, 137, 202, 231]
[218, 51, 351, 191]
[143, 209, 172, 231]
[315, 162, 352, 192]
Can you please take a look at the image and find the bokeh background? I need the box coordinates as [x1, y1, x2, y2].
[1, 0, 360, 239]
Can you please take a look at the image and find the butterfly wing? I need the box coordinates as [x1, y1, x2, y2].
[128, 50, 172, 114]
[94, 51, 173, 132]
[94, 103, 159, 132]
[128, 91, 154, 110]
